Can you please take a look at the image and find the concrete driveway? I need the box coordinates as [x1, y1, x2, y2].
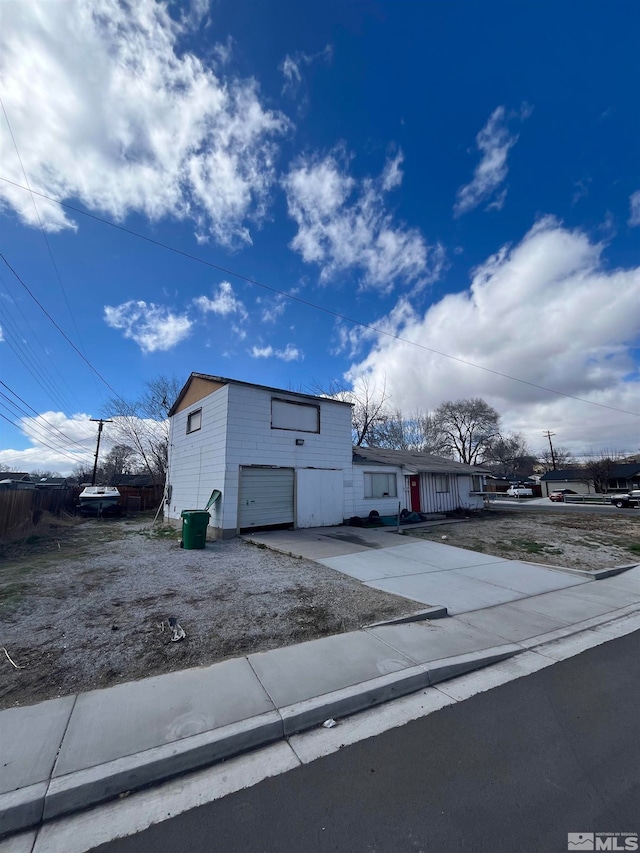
[243, 526, 590, 615]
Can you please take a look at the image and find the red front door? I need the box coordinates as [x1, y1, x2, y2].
[410, 477, 421, 512]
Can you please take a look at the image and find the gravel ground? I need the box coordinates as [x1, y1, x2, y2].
[0, 516, 419, 709]
[404, 509, 640, 569]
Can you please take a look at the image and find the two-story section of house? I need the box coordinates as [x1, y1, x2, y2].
[165, 373, 354, 538]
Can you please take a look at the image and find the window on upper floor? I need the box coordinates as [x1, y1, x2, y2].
[271, 398, 320, 433]
[186, 409, 202, 433]
[364, 472, 397, 499]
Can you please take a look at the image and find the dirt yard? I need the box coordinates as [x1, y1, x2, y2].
[0, 515, 419, 709]
[405, 509, 640, 569]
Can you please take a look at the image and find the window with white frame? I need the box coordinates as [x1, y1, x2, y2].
[364, 472, 397, 499]
[435, 474, 449, 493]
[186, 409, 202, 433]
[471, 475, 482, 492]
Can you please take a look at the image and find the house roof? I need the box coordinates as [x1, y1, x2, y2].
[169, 372, 354, 417]
[34, 477, 68, 486]
[352, 446, 489, 474]
[0, 472, 31, 481]
[540, 463, 640, 482]
[539, 468, 585, 481]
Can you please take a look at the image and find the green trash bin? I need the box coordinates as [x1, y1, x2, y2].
[181, 510, 210, 549]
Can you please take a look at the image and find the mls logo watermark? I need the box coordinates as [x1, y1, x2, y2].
[568, 833, 639, 851]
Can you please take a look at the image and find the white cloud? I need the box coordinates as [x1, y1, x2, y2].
[0, 411, 167, 475]
[194, 281, 247, 319]
[345, 216, 640, 454]
[0, 0, 288, 246]
[104, 300, 192, 353]
[280, 44, 333, 96]
[283, 149, 440, 290]
[0, 325, 4, 342]
[629, 191, 640, 227]
[259, 295, 286, 323]
[250, 343, 303, 361]
[251, 345, 274, 358]
[454, 105, 531, 217]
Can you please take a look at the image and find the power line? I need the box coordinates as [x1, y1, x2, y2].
[0, 99, 90, 366]
[0, 392, 89, 458]
[0, 275, 80, 411]
[0, 408, 84, 464]
[0, 252, 128, 407]
[1, 175, 639, 419]
[0, 380, 93, 454]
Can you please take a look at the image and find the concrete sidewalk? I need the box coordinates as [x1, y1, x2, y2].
[243, 526, 619, 614]
[2, 565, 639, 840]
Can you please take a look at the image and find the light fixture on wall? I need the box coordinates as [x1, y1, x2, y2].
[295, 438, 304, 446]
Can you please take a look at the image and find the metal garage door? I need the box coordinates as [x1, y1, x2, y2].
[238, 467, 295, 530]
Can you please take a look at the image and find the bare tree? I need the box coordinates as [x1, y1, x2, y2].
[536, 446, 575, 473]
[102, 444, 140, 485]
[312, 375, 391, 446]
[369, 409, 447, 454]
[69, 462, 95, 485]
[105, 375, 182, 486]
[29, 469, 62, 479]
[485, 432, 537, 479]
[581, 450, 624, 494]
[431, 398, 500, 465]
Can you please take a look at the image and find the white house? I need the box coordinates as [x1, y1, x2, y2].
[165, 373, 486, 538]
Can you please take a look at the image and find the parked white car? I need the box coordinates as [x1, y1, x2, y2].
[506, 486, 533, 497]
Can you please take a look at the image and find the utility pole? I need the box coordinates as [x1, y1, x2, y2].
[543, 430, 557, 470]
[90, 418, 112, 485]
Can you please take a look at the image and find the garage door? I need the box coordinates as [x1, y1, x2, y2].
[238, 467, 295, 530]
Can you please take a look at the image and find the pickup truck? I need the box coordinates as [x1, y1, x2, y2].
[610, 490, 640, 508]
[506, 486, 533, 497]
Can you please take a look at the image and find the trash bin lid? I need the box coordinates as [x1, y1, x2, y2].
[181, 509, 211, 518]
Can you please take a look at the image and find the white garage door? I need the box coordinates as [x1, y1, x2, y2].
[238, 467, 295, 530]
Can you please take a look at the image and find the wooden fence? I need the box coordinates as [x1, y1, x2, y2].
[0, 489, 73, 538]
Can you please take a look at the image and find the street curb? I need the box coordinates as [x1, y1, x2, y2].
[0, 782, 47, 839]
[365, 605, 449, 627]
[1, 646, 519, 836]
[42, 711, 283, 823]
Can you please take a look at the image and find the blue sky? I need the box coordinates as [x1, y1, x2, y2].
[1, 0, 639, 473]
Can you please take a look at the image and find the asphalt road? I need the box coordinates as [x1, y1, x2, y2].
[490, 499, 640, 516]
[97, 631, 640, 853]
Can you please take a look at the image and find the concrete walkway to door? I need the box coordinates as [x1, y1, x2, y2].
[242, 525, 592, 615]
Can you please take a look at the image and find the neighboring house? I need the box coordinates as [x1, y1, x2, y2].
[0, 473, 35, 491]
[604, 463, 640, 492]
[33, 477, 68, 490]
[539, 469, 593, 497]
[351, 447, 486, 517]
[165, 373, 486, 538]
[540, 463, 640, 496]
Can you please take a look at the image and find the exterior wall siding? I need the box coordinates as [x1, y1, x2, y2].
[165, 384, 229, 531]
[167, 381, 352, 536]
[349, 465, 404, 518]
